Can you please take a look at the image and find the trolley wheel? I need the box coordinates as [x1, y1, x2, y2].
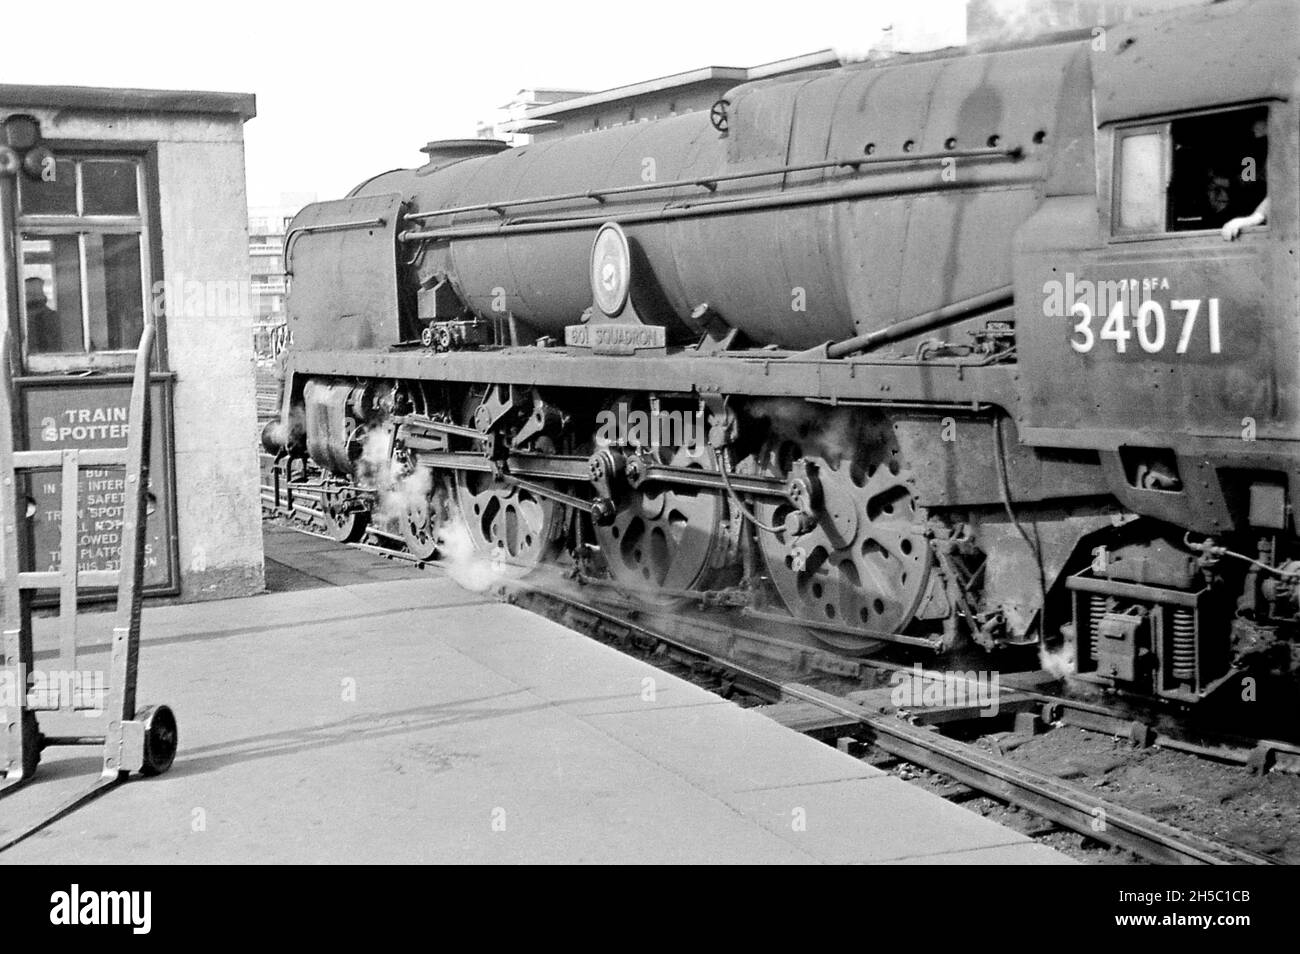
[136, 704, 178, 776]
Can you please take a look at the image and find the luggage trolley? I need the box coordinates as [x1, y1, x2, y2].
[0, 326, 177, 839]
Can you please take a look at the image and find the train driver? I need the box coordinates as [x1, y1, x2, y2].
[1222, 114, 1269, 241]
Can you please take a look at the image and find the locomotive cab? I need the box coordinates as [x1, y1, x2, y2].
[1015, 0, 1300, 701]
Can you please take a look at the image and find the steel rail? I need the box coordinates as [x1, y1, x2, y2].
[536, 586, 1279, 864]
[259, 468, 1290, 863]
[779, 685, 1276, 866]
[507, 584, 1276, 865]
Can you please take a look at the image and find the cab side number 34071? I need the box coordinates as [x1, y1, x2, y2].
[1070, 298, 1221, 355]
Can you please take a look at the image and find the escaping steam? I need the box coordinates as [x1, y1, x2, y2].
[748, 398, 869, 465]
[357, 425, 507, 592]
[358, 428, 432, 528]
[432, 515, 508, 592]
[833, 0, 966, 63]
[968, 0, 1210, 46]
[835, 1, 1209, 64]
[1040, 642, 1077, 679]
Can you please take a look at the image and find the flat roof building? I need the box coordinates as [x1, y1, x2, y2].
[496, 51, 842, 144]
[0, 84, 264, 601]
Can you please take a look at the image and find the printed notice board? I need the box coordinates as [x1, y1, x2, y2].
[18, 375, 180, 598]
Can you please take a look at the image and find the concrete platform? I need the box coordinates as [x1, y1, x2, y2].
[0, 527, 1072, 864]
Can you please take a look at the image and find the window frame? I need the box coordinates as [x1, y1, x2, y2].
[1111, 123, 1170, 239]
[16, 145, 160, 373]
[1107, 103, 1272, 244]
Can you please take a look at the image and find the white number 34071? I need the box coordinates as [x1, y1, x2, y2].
[1070, 298, 1221, 355]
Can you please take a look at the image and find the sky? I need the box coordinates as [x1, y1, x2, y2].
[0, 0, 965, 206]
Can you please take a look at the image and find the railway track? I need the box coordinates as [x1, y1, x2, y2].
[508, 587, 1281, 865]
[260, 473, 1291, 865]
[259, 457, 1300, 768]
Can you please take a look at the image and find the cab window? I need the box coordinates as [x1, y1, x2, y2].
[1113, 105, 1268, 236]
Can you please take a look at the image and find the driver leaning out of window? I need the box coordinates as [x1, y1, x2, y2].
[1222, 195, 1268, 241]
[1222, 115, 1269, 241]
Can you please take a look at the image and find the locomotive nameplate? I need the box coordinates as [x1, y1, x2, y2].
[565, 323, 666, 355]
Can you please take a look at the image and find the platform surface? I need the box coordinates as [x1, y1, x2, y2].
[0, 526, 1071, 864]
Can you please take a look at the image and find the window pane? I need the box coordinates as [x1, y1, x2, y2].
[85, 233, 144, 351]
[18, 159, 77, 215]
[82, 160, 139, 215]
[21, 234, 85, 354]
[1118, 132, 1163, 231]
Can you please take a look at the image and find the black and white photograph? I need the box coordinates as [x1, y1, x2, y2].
[0, 0, 1295, 915]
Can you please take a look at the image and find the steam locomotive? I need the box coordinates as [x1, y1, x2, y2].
[266, 0, 1300, 707]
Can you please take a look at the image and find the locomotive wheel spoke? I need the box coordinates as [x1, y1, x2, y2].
[401, 475, 452, 561]
[591, 405, 739, 601]
[322, 483, 369, 543]
[451, 394, 562, 574]
[454, 473, 561, 572]
[755, 449, 931, 653]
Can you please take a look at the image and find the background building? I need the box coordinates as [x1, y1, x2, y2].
[967, 0, 1204, 43]
[495, 52, 840, 145]
[476, 89, 590, 146]
[248, 191, 315, 355]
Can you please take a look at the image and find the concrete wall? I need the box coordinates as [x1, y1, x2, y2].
[10, 105, 265, 600]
